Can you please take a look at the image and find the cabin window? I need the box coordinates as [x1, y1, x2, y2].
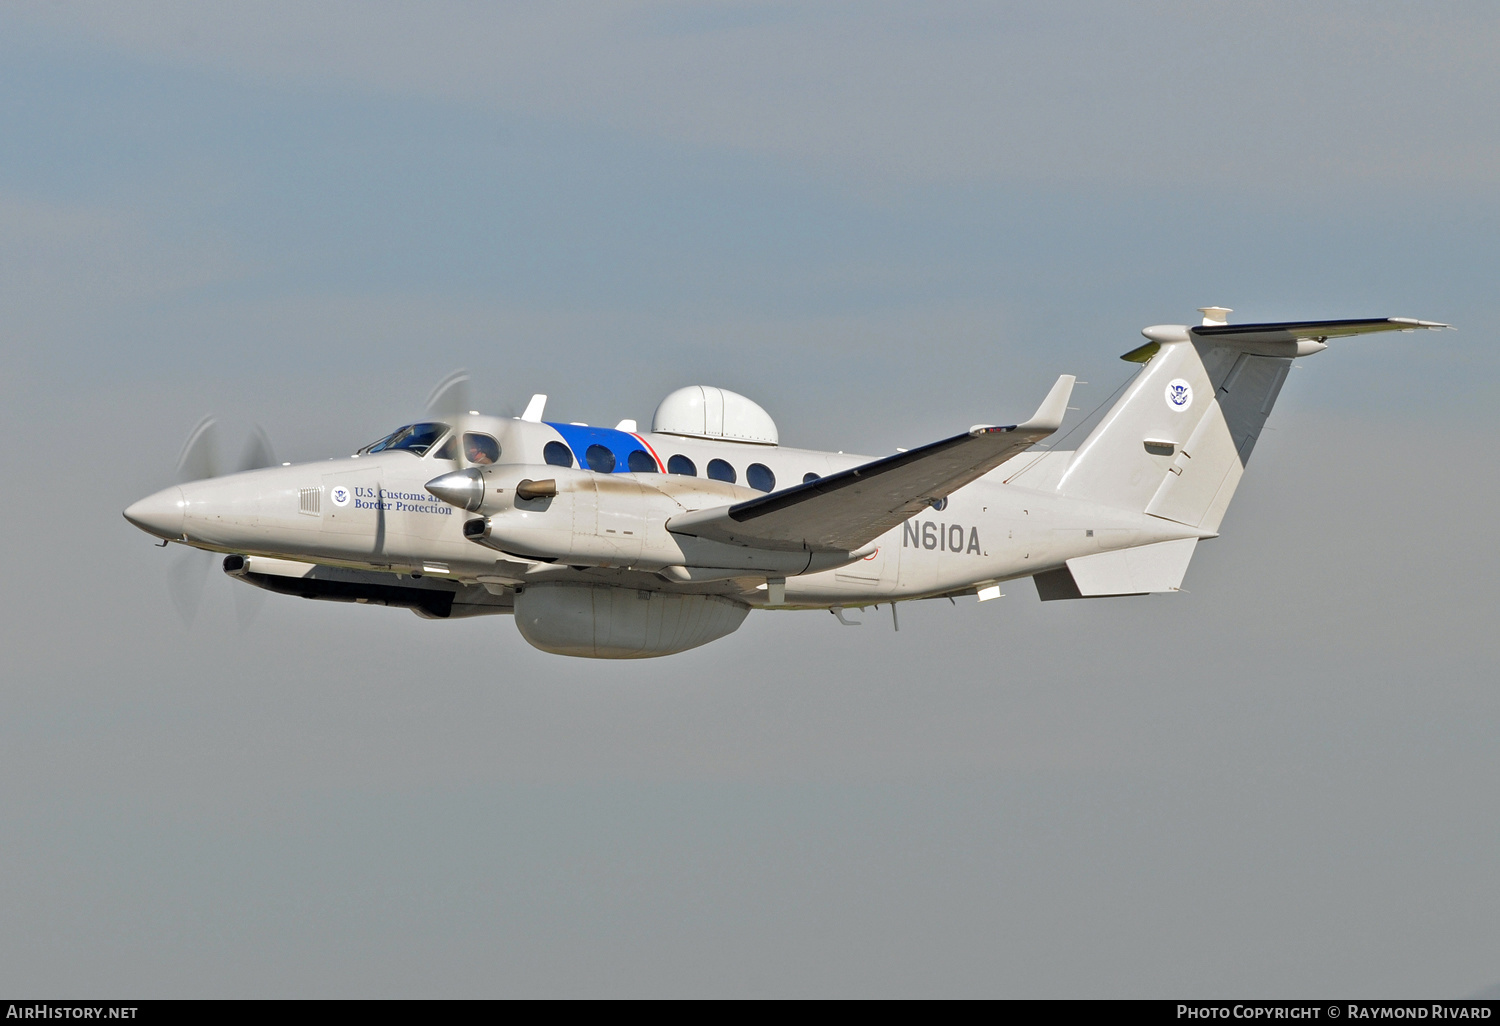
[627, 449, 658, 473]
[747, 463, 775, 492]
[707, 459, 736, 484]
[803, 472, 821, 484]
[668, 454, 697, 476]
[544, 441, 574, 468]
[585, 444, 616, 473]
[463, 433, 500, 465]
[432, 436, 457, 461]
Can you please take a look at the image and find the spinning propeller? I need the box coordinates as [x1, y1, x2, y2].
[425, 369, 471, 424]
[427, 368, 542, 440]
[164, 416, 278, 627]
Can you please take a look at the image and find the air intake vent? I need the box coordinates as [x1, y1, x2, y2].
[299, 487, 321, 516]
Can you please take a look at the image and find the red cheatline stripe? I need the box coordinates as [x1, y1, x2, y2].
[630, 432, 666, 472]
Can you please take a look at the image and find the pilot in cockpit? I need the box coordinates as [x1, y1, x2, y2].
[464, 433, 500, 465]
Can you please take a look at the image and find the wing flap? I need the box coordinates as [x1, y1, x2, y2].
[667, 375, 1075, 553]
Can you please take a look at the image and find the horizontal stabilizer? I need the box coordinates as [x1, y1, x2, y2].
[1034, 538, 1198, 600]
[668, 375, 1076, 553]
[1127, 317, 1450, 361]
[1194, 317, 1449, 344]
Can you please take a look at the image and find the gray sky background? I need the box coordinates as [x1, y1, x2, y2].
[1, 1, 1497, 997]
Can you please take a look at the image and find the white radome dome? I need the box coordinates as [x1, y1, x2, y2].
[651, 386, 778, 446]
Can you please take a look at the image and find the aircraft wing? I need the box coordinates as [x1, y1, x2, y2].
[666, 375, 1075, 553]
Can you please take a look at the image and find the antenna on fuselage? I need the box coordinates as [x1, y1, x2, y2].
[158, 415, 278, 626]
[521, 394, 548, 422]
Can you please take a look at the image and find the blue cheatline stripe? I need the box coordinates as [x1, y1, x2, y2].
[544, 423, 653, 473]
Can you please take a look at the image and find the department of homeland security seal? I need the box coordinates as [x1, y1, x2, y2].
[330, 485, 352, 507]
[1165, 379, 1193, 412]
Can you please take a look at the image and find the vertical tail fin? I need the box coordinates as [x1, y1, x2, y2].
[1056, 329, 1290, 532]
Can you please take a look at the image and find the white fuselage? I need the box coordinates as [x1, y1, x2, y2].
[127, 414, 1202, 609]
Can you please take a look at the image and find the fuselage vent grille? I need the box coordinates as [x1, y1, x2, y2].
[299, 487, 321, 516]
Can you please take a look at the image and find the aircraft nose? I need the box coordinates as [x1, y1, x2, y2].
[123, 486, 185, 539]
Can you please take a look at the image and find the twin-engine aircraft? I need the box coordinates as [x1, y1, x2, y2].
[124, 309, 1446, 658]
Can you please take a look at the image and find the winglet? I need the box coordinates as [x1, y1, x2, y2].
[1013, 374, 1076, 434]
[520, 394, 548, 422]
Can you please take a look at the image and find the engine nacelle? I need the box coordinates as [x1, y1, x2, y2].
[514, 583, 749, 658]
[439, 464, 866, 576]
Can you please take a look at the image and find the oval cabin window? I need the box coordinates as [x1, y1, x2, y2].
[585, 444, 616, 473]
[803, 472, 821, 484]
[747, 463, 775, 492]
[627, 449, 658, 473]
[543, 441, 574, 468]
[668, 454, 696, 476]
[707, 459, 736, 484]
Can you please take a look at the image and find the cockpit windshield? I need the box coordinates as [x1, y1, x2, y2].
[358, 422, 450, 456]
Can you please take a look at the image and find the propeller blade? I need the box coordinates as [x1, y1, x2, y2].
[425, 370, 471, 418]
[167, 547, 214, 626]
[176, 416, 221, 482]
[238, 425, 277, 473]
[426, 370, 485, 464]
